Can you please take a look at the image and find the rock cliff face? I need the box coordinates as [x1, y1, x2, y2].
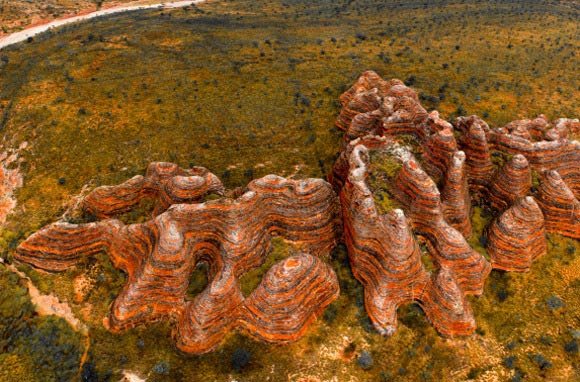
[14, 70, 580, 350]
[332, 70, 580, 337]
[17, 171, 342, 353]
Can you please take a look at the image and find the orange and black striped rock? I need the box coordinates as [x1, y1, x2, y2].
[455, 115, 494, 192]
[328, 135, 392, 192]
[488, 154, 532, 211]
[389, 151, 490, 296]
[535, 170, 580, 238]
[340, 142, 489, 337]
[420, 268, 476, 337]
[16, 220, 124, 272]
[488, 196, 546, 272]
[422, 120, 458, 180]
[238, 253, 339, 343]
[174, 263, 242, 353]
[332, 71, 580, 339]
[504, 115, 549, 141]
[441, 151, 472, 239]
[488, 129, 580, 173]
[336, 70, 429, 142]
[340, 143, 430, 335]
[559, 167, 580, 200]
[381, 95, 429, 139]
[16, 174, 342, 353]
[82, 162, 225, 218]
[420, 219, 491, 296]
[338, 70, 390, 108]
[175, 253, 339, 353]
[392, 158, 442, 225]
[545, 118, 580, 141]
[336, 88, 382, 134]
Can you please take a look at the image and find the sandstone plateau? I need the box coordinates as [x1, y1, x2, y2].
[13, 71, 580, 352]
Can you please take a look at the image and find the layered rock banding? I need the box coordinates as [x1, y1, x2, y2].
[82, 162, 225, 218]
[340, 144, 478, 337]
[16, 171, 342, 353]
[14, 70, 580, 351]
[487, 196, 546, 271]
[332, 70, 580, 336]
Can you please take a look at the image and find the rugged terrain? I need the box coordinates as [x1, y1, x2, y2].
[1, 0, 580, 381]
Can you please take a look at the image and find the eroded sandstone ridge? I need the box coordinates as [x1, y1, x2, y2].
[16, 169, 342, 353]
[331, 70, 579, 337]
[13, 71, 580, 351]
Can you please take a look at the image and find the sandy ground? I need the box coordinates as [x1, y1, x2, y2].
[0, 0, 206, 50]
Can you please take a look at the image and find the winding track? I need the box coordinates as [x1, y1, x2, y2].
[0, 0, 206, 50]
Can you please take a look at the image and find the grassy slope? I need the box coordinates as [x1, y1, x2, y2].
[0, 0, 579, 380]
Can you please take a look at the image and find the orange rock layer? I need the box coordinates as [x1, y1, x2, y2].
[488, 196, 547, 272]
[332, 70, 579, 338]
[340, 144, 478, 336]
[17, 173, 342, 353]
[82, 162, 225, 218]
[13, 70, 580, 348]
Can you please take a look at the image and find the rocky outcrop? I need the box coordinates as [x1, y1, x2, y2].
[391, 157, 490, 296]
[176, 253, 339, 353]
[82, 162, 225, 218]
[16, 173, 342, 353]
[336, 70, 428, 140]
[488, 154, 532, 211]
[420, 268, 476, 337]
[341, 142, 487, 337]
[535, 170, 580, 238]
[340, 144, 428, 335]
[13, 70, 580, 350]
[441, 151, 472, 239]
[422, 127, 455, 180]
[332, 71, 580, 339]
[487, 196, 546, 271]
[488, 129, 580, 173]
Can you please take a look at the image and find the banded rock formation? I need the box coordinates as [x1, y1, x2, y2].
[341, 143, 478, 336]
[332, 70, 580, 337]
[17, 171, 342, 353]
[487, 196, 546, 272]
[83, 162, 225, 218]
[13, 70, 580, 349]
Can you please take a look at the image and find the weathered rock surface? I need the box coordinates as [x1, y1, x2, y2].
[441, 151, 472, 238]
[488, 154, 532, 211]
[0, 148, 24, 224]
[341, 143, 481, 337]
[13, 70, 580, 350]
[17, 173, 342, 353]
[535, 170, 580, 238]
[340, 144, 428, 335]
[332, 70, 580, 338]
[176, 252, 339, 353]
[455, 115, 494, 192]
[488, 196, 546, 272]
[82, 162, 225, 218]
